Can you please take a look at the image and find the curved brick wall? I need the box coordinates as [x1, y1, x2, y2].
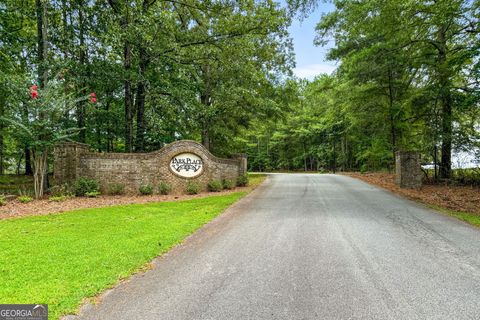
[54, 140, 247, 194]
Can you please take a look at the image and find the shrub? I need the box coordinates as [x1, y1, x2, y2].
[236, 174, 249, 187]
[49, 195, 68, 202]
[107, 183, 125, 195]
[158, 182, 172, 195]
[185, 181, 201, 195]
[139, 184, 154, 195]
[85, 191, 100, 198]
[223, 179, 235, 190]
[208, 180, 223, 192]
[17, 186, 34, 198]
[18, 196, 33, 203]
[53, 195, 67, 201]
[48, 184, 73, 197]
[0, 195, 6, 206]
[74, 177, 99, 196]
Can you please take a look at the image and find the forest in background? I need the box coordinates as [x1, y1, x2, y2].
[0, 0, 479, 182]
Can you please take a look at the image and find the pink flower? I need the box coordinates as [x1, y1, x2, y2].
[30, 85, 38, 99]
[89, 92, 97, 103]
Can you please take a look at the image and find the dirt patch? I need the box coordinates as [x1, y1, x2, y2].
[344, 172, 480, 215]
[0, 186, 258, 220]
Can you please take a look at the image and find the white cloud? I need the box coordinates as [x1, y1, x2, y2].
[293, 63, 337, 80]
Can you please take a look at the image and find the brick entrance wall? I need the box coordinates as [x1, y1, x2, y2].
[54, 140, 247, 194]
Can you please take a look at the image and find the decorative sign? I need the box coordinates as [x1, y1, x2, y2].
[170, 153, 204, 178]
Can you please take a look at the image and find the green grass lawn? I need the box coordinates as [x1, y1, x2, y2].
[0, 192, 246, 319]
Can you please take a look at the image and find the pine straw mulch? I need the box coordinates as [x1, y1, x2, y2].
[0, 187, 254, 220]
[343, 172, 480, 216]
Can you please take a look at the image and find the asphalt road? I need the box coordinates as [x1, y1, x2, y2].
[72, 174, 480, 320]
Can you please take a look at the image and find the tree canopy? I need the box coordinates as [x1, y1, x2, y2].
[0, 0, 478, 183]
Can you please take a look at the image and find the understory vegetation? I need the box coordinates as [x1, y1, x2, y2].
[0, 192, 246, 319]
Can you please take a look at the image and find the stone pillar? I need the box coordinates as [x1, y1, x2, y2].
[395, 151, 422, 188]
[53, 142, 90, 186]
[236, 154, 248, 175]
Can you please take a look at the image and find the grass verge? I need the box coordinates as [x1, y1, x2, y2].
[426, 204, 480, 228]
[344, 172, 480, 228]
[247, 173, 266, 188]
[0, 192, 246, 319]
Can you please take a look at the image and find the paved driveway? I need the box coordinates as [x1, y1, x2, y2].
[72, 174, 480, 320]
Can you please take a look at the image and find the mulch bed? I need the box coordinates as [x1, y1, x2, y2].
[344, 172, 480, 215]
[0, 187, 252, 220]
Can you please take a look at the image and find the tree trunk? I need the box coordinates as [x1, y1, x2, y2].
[77, 1, 87, 143]
[22, 103, 33, 175]
[332, 139, 337, 173]
[202, 125, 210, 151]
[387, 67, 397, 167]
[439, 94, 452, 179]
[32, 149, 48, 199]
[124, 42, 134, 152]
[35, 0, 48, 87]
[135, 47, 148, 152]
[105, 92, 113, 152]
[437, 27, 452, 180]
[200, 89, 211, 150]
[32, 0, 48, 179]
[303, 142, 307, 172]
[16, 153, 23, 175]
[25, 148, 33, 175]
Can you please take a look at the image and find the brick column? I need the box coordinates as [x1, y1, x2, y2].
[236, 154, 248, 175]
[53, 142, 90, 186]
[395, 151, 422, 188]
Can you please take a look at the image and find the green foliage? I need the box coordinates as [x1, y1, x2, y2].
[0, 196, 6, 206]
[453, 169, 480, 187]
[17, 196, 33, 203]
[0, 192, 245, 319]
[185, 182, 201, 195]
[85, 191, 100, 198]
[207, 180, 223, 192]
[0, 175, 34, 196]
[49, 195, 68, 202]
[139, 184, 153, 195]
[0, 0, 478, 189]
[48, 184, 73, 197]
[158, 182, 172, 195]
[74, 178, 99, 197]
[223, 179, 235, 190]
[1, 80, 84, 153]
[107, 183, 125, 196]
[236, 174, 249, 187]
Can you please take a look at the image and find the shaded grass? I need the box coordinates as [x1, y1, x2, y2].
[0, 192, 246, 319]
[0, 174, 34, 195]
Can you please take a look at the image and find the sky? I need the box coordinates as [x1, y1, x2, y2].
[288, 3, 337, 80]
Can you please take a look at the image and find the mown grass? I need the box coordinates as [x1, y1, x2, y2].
[247, 173, 266, 188]
[427, 204, 480, 228]
[0, 192, 246, 319]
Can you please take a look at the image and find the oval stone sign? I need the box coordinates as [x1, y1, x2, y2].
[170, 153, 204, 178]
